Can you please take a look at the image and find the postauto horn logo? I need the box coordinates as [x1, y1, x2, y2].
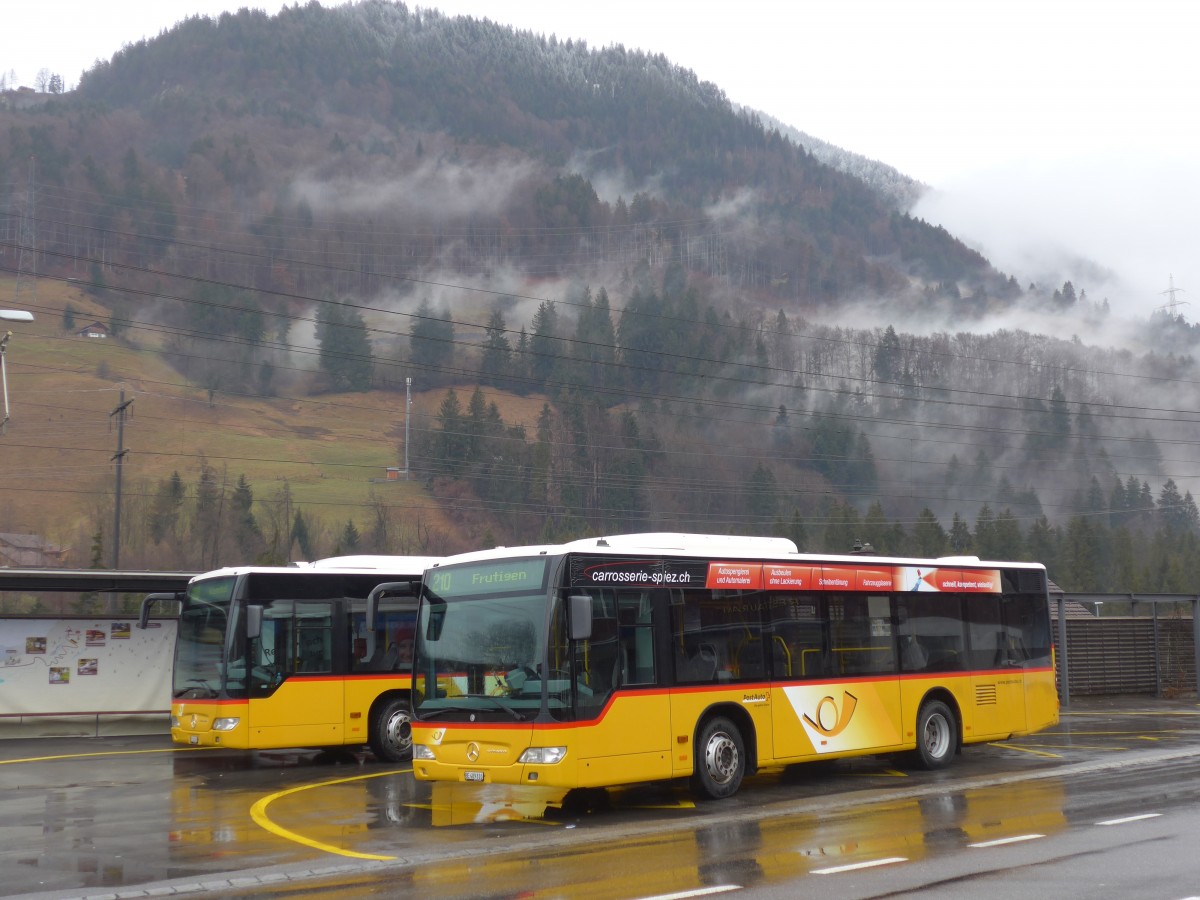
[802, 691, 858, 737]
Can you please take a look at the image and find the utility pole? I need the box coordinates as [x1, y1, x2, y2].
[404, 376, 412, 479]
[110, 389, 134, 568]
[0, 310, 34, 434]
[1157, 274, 1188, 318]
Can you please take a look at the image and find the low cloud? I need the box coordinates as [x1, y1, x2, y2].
[912, 153, 1198, 323]
[289, 155, 539, 221]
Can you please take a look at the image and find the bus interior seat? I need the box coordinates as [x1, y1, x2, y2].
[680, 643, 718, 681]
[379, 642, 400, 671]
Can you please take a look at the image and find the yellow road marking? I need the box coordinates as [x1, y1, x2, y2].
[990, 743, 1062, 758]
[250, 769, 406, 861]
[0, 746, 220, 765]
[1051, 729, 1184, 736]
[1062, 710, 1200, 717]
[849, 768, 908, 777]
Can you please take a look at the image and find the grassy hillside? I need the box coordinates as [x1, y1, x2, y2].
[0, 276, 550, 566]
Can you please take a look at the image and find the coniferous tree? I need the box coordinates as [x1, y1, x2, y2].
[479, 308, 512, 388]
[873, 325, 902, 382]
[529, 300, 560, 390]
[745, 462, 779, 530]
[1026, 515, 1060, 576]
[339, 520, 362, 554]
[782, 509, 807, 550]
[231, 474, 264, 562]
[149, 471, 185, 546]
[291, 509, 314, 560]
[1158, 479, 1189, 533]
[821, 499, 861, 554]
[316, 299, 373, 391]
[861, 500, 899, 554]
[1060, 516, 1101, 592]
[606, 410, 650, 531]
[431, 388, 465, 478]
[913, 508, 947, 557]
[992, 508, 1024, 559]
[974, 504, 996, 558]
[948, 512, 972, 554]
[194, 464, 223, 567]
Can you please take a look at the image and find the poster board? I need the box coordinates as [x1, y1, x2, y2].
[0, 618, 177, 715]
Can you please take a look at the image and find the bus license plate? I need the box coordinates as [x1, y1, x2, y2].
[464, 771, 484, 782]
[189, 735, 198, 745]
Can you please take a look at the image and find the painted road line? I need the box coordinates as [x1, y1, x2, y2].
[989, 743, 1062, 758]
[1097, 813, 1162, 826]
[249, 769, 408, 861]
[969, 834, 1044, 848]
[0, 746, 220, 765]
[638, 886, 741, 900]
[811, 857, 907, 875]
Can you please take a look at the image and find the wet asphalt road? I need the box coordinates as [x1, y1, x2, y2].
[3, 695, 1200, 899]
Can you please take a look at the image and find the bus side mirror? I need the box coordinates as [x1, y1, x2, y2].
[138, 591, 182, 629]
[364, 582, 415, 661]
[569, 594, 592, 641]
[367, 581, 415, 627]
[246, 604, 263, 640]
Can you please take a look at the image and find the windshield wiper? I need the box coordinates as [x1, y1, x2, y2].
[177, 678, 217, 699]
[426, 698, 526, 721]
[473, 694, 526, 721]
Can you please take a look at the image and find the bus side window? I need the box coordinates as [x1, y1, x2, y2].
[830, 596, 895, 675]
[1003, 594, 1050, 665]
[898, 595, 965, 673]
[572, 590, 621, 715]
[965, 596, 1004, 670]
[618, 593, 656, 685]
[295, 601, 333, 673]
[766, 594, 827, 679]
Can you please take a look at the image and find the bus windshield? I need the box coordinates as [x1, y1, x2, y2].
[174, 575, 236, 699]
[414, 557, 556, 721]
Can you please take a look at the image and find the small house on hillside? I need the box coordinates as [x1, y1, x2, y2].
[77, 321, 109, 339]
[0, 532, 70, 567]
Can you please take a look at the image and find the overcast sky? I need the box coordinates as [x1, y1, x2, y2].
[4, 0, 1197, 319]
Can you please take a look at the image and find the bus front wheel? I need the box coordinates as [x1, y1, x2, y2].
[369, 698, 413, 762]
[692, 715, 745, 800]
[914, 699, 956, 769]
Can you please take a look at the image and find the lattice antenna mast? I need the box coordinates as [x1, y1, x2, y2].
[1156, 273, 1188, 318]
[13, 156, 37, 309]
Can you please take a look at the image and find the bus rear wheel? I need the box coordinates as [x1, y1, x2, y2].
[692, 715, 745, 800]
[914, 699, 956, 769]
[369, 698, 413, 762]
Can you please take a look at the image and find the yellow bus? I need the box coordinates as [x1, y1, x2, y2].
[140, 555, 439, 761]
[410, 533, 1058, 799]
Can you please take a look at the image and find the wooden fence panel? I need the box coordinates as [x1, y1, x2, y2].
[1058, 618, 1196, 697]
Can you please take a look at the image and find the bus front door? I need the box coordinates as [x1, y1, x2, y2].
[248, 600, 344, 749]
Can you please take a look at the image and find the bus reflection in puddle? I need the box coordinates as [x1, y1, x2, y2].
[424, 781, 572, 826]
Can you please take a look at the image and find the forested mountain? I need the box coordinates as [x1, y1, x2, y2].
[2, 1, 1199, 596]
[752, 111, 928, 212]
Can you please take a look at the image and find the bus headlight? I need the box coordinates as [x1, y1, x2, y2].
[518, 746, 566, 765]
[212, 717, 240, 732]
[170, 715, 180, 728]
[413, 744, 436, 760]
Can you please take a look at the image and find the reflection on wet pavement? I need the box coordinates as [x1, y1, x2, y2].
[2, 700, 1200, 897]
